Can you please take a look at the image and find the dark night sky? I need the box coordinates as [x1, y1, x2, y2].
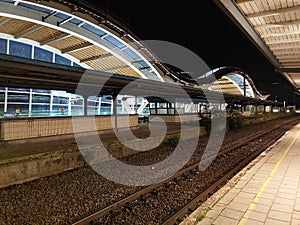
[83, 0, 300, 106]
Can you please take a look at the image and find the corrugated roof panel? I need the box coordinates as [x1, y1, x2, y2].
[25, 27, 66, 42]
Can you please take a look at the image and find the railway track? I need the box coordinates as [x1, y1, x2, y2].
[73, 117, 299, 225]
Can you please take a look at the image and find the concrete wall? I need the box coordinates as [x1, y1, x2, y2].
[242, 112, 293, 126]
[0, 115, 138, 142]
[0, 147, 85, 188]
[149, 114, 200, 123]
[0, 125, 206, 188]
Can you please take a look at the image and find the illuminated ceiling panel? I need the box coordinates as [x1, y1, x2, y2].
[216, 0, 300, 90]
[0, 0, 164, 81]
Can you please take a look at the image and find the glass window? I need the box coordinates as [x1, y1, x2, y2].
[81, 23, 106, 37]
[168, 109, 174, 114]
[9, 41, 32, 58]
[102, 95, 113, 102]
[8, 88, 30, 92]
[55, 54, 71, 66]
[73, 62, 82, 68]
[123, 48, 140, 60]
[72, 99, 83, 105]
[69, 18, 82, 25]
[0, 38, 7, 54]
[104, 35, 125, 48]
[71, 106, 83, 115]
[32, 95, 51, 103]
[87, 101, 98, 107]
[32, 104, 50, 112]
[54, 13, 70, 20]
[158, 103, 167, 108]
[7, 104, 29, 113]
[0, 104, 3, 115]
[1, 0, 14, 3]
[88, 96, 98, 101]
[19, 2, 51, 13]
[7, 93, 29, 103]
[32, 89, 51, 94]
[149, 103, 156, 108]
[0, 93, 4, 102]
[53, 96, 68, 104]
[0, 87, 5, 90]
[138, 61, 148, 68]
[34, 47, 53, 62]
[52, 105, 66, 112]
[157, 109, 167, 114]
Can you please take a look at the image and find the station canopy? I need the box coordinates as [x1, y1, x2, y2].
[0, 0, 165, 81]
[216, 0, 300, 91]
[0, 0, 281, 107]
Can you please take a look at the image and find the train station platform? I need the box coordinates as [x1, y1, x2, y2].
[182, 122, 300, 225]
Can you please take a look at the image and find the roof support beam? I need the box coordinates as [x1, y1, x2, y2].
[255, 19, 300, 29]
[214, 0, 280, 67]
[61, 42, 93, 54]
[80, 53, 112, 63]
[236, 0, 254, 4]
[266, 38, 300, 45]
[40, 33, 70, 45]
[279, 60, 300, 63]
[280, 62, 300, 65]
[0, 17, 10, 26]
[261, 30, 300, 38]
[276, 55, 300, 58]
[275, 68, 300, 73]
[271, 46, 300, 51]
[14, 25, 43, 39]
[247, 5, 300, 18]
[103, 65, 129, 73]
[57, 16, 72, 26]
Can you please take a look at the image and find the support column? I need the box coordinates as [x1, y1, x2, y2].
[166, 102, 170, 115]
[110, 98, 113, 115]
[174, 102, 176, 115]
[243, 72, 246, 97]
[4, 87, 8, 113]
[112, 94, 118, 131]
[29, 89, 32, 113]
[84, 97, 88, 116]
[135, 96, 138, 114]
[50, 91, 53, 112]
[98, 97, 101, 115]
[68, 96, 72, 115]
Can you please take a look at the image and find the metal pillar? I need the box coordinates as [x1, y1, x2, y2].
[135, 96, 138, 114]
[68, 96, 72, 114]
[4, 87, 8, 113]
[50, 91, 53, 112]
[84, 97, 88, 116]
[113, 94, 118, 131]
[243, 72, 246, 97]
[98, 97, 101, 115]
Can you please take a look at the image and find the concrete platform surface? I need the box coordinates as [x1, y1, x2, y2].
[182, 122, 300, 225]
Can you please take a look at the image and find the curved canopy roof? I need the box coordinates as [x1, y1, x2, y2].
[0, 0, 164, 81]
[201, 67, 264, 99]
[0, 0, 275, 104]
